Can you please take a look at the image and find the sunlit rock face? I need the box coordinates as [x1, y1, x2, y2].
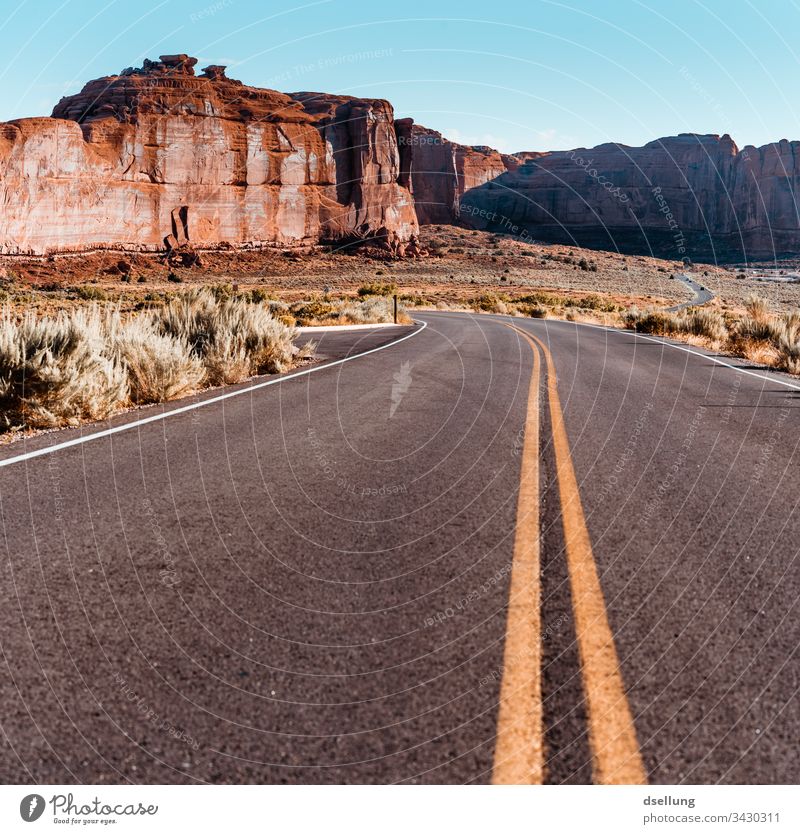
[0, 55, 418, 255]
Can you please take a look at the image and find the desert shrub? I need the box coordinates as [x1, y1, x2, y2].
[525, 305, 548, 318]
[111, 315, 205, 404]
[167, 271, 183, 284]
[678, 308, 727, 341]
[357, 281, 397, 297]
[154, 289, 301, 385]
[745, 294, 770, 321]
[623, 309, 673, 334]
[624, 307, 726, 341]
[73, 285, 107, 301]
[567, 293, 620, 312]
[249, 287, 271, 304]
[290, 298, 337, 325]
[775, 325, 800, 374]
[338, 296, 410, 324]
[0, 307, 127, 429]
[474, 292, 511, 313]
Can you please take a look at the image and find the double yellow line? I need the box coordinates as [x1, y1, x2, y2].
[492, 323, 646, 786]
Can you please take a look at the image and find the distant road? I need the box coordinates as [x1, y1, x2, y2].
[0, 312, 797, 785]
[666, 272, 715, 311]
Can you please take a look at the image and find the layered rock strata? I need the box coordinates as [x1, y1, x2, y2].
[0, 55, 419, 256]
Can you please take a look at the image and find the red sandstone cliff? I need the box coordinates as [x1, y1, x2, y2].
[4, 54, 800, 262]
[0, 55, 419, 256]
[407, 125, 516, 225]
[456, 133, 800, 261]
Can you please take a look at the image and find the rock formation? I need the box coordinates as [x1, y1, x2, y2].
[456, 134, 800, 261]
[406, 125, 516, 225]
[0, 55, 419, 256]
[4, 53, 800, 262]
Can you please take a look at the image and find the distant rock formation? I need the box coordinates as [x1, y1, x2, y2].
[0, 55, 420, 256]
[455, 134, 800, 262]
[406, 125, 516, 225]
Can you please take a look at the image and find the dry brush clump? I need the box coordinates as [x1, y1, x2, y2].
[623, 307, 726, 342]
[624, 294, 800, 376]
[0, 290, 308, 431]
[0, 306, 127, 429]
[154, 289, 307, 385]
[110, 315, 205, 404]
[289, 294, 411, 326]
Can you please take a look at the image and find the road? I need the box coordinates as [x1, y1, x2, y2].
[0, 312, 798, 785]
[666, 273, 715, 311]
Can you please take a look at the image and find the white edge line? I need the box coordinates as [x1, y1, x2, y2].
[0, 320, 427, 469]
[552, 318, 800, 392]
[426, 310, 800, 392]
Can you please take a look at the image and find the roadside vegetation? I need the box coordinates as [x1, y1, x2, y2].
[0, 289, 311, 432]
[622, 294, 800, 375]
[408, 288, 800, 378]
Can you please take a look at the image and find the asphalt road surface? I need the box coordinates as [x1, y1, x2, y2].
[666, 273, 716, 311]
[0, 312, 798, 785]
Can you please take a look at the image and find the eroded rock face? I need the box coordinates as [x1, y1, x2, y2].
[457, 133, 800, 261]
[0, 56, 418, 255]
[407, 125, 515, 225]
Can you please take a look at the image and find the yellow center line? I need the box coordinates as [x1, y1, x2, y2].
[491, 327, 544, 785]
[512, 323, 646, 785]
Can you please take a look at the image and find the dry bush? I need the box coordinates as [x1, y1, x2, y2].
[111, 315, 205, 403]
[154, 289, 303, 385]
[338, 296, 412, 324]
[0, 306, 127, 429]
[775, 327, 800, 374]
[624, 307, 726, 342]
[678, 308, 727, 342]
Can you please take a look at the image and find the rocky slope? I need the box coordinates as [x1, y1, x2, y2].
[0, 55, 420, 256]
[456, 134, 800, 261]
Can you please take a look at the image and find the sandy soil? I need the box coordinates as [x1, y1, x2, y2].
[2, 225, 797, 314]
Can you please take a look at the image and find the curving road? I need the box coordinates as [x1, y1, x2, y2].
[666, 273, 715, 311]
[0, 312, 798, 785]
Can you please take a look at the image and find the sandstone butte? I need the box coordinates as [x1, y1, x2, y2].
[0, 55, 423, 257]
[1, 53, 800, 261]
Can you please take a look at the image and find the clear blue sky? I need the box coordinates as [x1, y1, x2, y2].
[1, 0, 799, 154]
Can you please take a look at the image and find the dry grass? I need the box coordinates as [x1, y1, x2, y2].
[111, 315, 205, 404]
[0, 306, 127, 429]
[0, 290, 307, 431]
[623, 294, 800, 375]
[154, 289, 306, 385]
[288, 294, 412, 326]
